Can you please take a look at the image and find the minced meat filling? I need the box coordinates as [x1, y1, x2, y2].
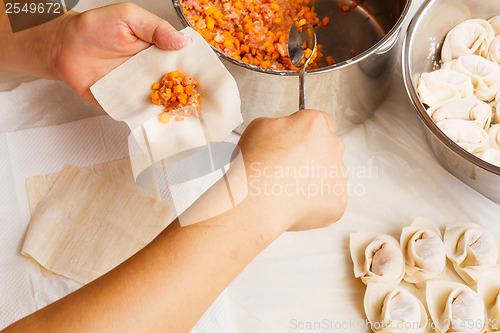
[151, 70, 202, 123]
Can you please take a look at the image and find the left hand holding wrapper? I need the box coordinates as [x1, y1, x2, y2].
[54, 3, 191, 106]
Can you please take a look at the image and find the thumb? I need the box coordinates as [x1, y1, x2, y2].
[121, 3, 191, 50]
[152, 21, 192, 51]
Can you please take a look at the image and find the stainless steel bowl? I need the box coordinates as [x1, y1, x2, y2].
[173, 0, 413, 135]
[402, 0, 500, 203]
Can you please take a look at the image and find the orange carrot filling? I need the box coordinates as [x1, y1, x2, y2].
[182, 0, 330, 70]
[151, 71, 202, 124]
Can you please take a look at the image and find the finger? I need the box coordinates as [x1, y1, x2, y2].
[288, 109, 337, 133]
[151, 20, 192, 50]
[321, 112, 337, 134]
[120, 3, 191, 50]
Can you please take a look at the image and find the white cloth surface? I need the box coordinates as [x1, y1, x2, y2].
[1, 0, 500, 332]
[2, 70, 500, 333]
[226, 74, 500, 333]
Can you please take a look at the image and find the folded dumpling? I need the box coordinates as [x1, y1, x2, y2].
[488, 36, 500, 65]
[400, 218, 446, 288]
[437, 120, 489, 154]
[496, 100, 500, 123]
[489, 15, 500, 35]
[477, 278, 500, 332]
[426, 280, 487, 333]
[490, 124, 500, 149]
[350, 233, 405, 285]
[444, 223, 500, 284]
[497, 103, 500, 124]
[442, 55, 500, 101]
[364, 284, 427, 333]
[486, 15, 500, 64]
[476, 148, 500, 167]
[486, 15, 500, 63]
[441, 19, 495, 63]
[427, 97, 492, 129]
[417, 69, 475, 107]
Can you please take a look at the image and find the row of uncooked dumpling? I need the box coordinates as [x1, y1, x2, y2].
[363, 279, 499, 333]
[417, 16, 500, 167]
[349, 218, 500, 332]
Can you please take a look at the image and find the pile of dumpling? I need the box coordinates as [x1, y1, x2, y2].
[350, 218, 500, 333]
[417, 16, 500, 167]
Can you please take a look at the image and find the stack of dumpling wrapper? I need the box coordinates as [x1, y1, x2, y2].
[22, 158, 173, 284]
[417, 16, 500, 167]
[350, 218, 500, 333]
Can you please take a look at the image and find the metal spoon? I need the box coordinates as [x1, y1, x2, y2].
[288, 20, 317, 110]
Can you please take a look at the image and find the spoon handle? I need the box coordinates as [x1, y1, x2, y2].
[299, 67, 306, 110]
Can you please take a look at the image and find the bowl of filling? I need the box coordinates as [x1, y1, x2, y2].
[403, 0, 500, 202]
[173, 0, 413, 134]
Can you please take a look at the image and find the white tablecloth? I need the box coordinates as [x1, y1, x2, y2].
[1, 0, 499, 332]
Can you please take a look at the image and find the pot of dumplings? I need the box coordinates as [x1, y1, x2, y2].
[173, 0, 414, 135]
[403, 0, 500, 203]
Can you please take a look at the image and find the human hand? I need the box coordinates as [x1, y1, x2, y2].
[238, 109, 348, 232]
[55, 3, 191, 105]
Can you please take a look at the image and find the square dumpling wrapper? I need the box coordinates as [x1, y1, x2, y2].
[90, 27, 243, 163]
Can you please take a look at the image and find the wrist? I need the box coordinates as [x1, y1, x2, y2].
[31, 11, 76, 80]
[178, 156, 289, 241]
[228, 153, 296, 237]
[242, 192, 291, 237]
[0, 10, 73, 80]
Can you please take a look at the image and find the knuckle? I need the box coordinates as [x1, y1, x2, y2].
[292, 108, 321, 121]
[321, 219, 336, 228]
[339, 195, 348, 216]
[343, 165, 349, 179]
[337, 138, 346, 152]
[248, 116, 272, 129]
[305, 109, 324, 120]
[246, 117, 263, 129]
[116, 2, 137, 15]
[243, 117, 275, 137]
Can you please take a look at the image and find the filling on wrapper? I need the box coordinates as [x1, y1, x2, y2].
[181, 0, 331, 70]
[151, 70, 203, 123]
[364, 284, 428, 332]
[416, 16, 500, 167]
[426, 280, 487, 333]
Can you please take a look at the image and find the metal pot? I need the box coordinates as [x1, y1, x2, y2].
[173, 0, 413, 135]
[402, 0, 500, 203]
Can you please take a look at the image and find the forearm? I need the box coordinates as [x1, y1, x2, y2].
[0, 1, 70, 79]
[3, 168, 283, 332]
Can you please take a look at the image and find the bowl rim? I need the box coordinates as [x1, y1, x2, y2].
[402, 0, 500, 176]
[172, 0, 414, 76]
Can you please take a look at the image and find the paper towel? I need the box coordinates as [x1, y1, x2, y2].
[0, 95, 239, 331]
[0, 80, 104, 133]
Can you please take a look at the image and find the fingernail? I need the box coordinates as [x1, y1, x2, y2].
[171, 32, 192, 49]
